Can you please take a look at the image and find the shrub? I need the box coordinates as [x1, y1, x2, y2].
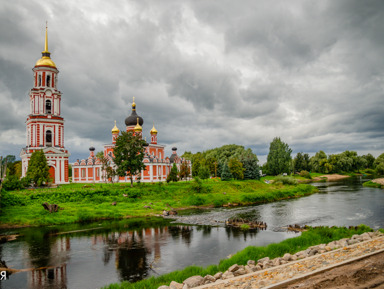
[2, 175, 23, 191]
[274, 175, 298, 185]
[186, 195, 206, 206]
[364, 168, 375, 175]
[0, 191, 30, 206]
[299, 170, 311, 179]
[191, 177, 203, 193]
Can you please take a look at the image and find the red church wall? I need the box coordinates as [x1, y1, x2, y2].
[49, 166, 55, 184]
[65, 160, 68, 182]
[74, 168, 79, 179]
[42, 71, 46, 87]
[88, 168, 93, 178]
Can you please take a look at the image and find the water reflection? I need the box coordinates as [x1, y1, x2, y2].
[1, 177, 383, 289]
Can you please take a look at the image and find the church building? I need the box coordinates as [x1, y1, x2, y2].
[20, 26, 70, 184]
[71, 98, 191, 183]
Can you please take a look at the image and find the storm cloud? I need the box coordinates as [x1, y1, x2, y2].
[0, 0, 383, 163]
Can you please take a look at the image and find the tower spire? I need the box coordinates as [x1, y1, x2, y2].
[44, 21, 48, 53]
[36, 22, 56, 68]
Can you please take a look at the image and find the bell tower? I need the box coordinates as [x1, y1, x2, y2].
[20, 24, 70, 184]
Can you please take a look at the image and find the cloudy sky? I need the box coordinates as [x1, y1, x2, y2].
[1, 0, 384, 164]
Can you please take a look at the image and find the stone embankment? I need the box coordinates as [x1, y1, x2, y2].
[157, 231, 384, 289]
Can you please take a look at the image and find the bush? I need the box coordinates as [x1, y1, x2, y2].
[0, 190, 30, 206]
[191, 177, 203, 193]
[198, 166, 210, 180]
[1, 176, 31, 191]
[364, 168, 375, 175]
[274, 175, 298, 185]
[186, 195, 206, 206]
[299, 170, 311, 179]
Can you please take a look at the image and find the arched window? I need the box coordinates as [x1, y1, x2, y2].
[46, 130, 52, 147]
[47, 75, 51, 87]
[46, 100, 52, 114]
[38, 75, 42, 86]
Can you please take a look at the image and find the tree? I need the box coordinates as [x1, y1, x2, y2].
[198, 166, 210, 180]
[167, 163, 178, 182]
[266, 137, 292, 175]
[191, 152, 204, 177]
[374, 153, 384, 175]
[362, 154, 375, 169]
[179, 160, 191, 180]
[294, 152, 310, 172]
[27, 150, 50, 186]
[1, 155, 16, 179]
[241, 154, 260, 180]
[221, 162, 232, 181]
[228, 158, 244, 180]
[113, 131, 146, 187]
[310, 151, 330, 173]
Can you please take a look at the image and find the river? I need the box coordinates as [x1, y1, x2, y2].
[0, 177, 383, 289]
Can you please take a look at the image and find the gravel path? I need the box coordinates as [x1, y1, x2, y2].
[194, 235, 384, 289]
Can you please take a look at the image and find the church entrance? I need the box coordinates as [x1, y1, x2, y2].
[49, 166, 55, 184]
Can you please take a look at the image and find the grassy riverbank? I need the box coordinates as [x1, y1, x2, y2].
[363, 179, 384, 189]
[103, 225, 377, 289]
[0, 179, 317, 227]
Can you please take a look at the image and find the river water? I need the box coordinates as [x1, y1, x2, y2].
[1, 177, 383, 289]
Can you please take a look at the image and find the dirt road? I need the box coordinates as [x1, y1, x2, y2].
[277, 251, 384, 289]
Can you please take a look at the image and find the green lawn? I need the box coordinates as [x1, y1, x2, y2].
[0, 179, 317, 227]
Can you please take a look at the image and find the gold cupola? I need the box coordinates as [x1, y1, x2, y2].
[111, 120, 120, 134]
[134, 117, 142, 132]
[150, 123, 158, 134]
[35, 23, 57, 68]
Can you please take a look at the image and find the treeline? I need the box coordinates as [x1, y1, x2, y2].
[182, 144, 260, 180]
[292, 150, 381, 175]
[262, 137, 384, 175]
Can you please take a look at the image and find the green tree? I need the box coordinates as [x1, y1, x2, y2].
[205, 156, 218, 176]
[221, 162, 233, 181]
[167, 163, 178, 182]
[374, 153, 384, 175]
[1, 155, 16, 179]
[310, 151, 331, 173]
[198, 165, 210, 180]
[240, 154, 260, 180]
[113, 131, 146, 187]
[294, 152, 310, 172]
[266, 137, 292, 175]
[362, 154, 375, 169]
[191, 152, 204, 177]
[27, 150, 50, 186]
[228, 158, 244, 180]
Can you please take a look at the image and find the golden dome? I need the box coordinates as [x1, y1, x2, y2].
[111, 120, 120, 134]
[35, 24, 57, 68]
[134, 117, 142, 132]
[150, 123, 158, 134]
[35, 57, 56, 68]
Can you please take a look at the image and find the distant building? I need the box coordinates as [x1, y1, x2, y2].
[72, 99, 191, 183]
[20, 26, 70, 184]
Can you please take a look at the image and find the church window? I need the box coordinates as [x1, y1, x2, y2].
[46, 130, 52, 147]
[46, 100, 52, 114]
[38, 75, 42, 86]
[96, 168, 100, 177]
[81, 169, 86, 178]
[47, 75, 51, 87]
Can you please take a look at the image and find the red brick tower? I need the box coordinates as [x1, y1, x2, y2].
[20, 25, 70, 184]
